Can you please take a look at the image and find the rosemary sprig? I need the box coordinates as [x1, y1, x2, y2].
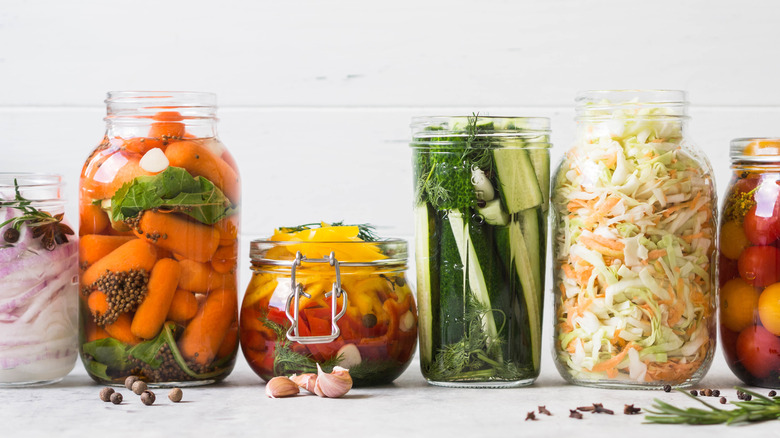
[278, 221, 381, 242]
[645, 387, 780, 425]
[0, 179, 73, 250]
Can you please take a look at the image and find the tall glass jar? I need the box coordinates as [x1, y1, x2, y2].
[720, 138, 780, 388]
[240, 237, 417, 386]
[552, 90, 717, 388]
[79, 92, 240, 386]
[411, 116, 551, 387]
[0, 174, 78, 386]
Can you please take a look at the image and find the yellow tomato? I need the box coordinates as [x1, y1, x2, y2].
[720, 278, 760, 332]
[720, 220, 750, 260]
[758, 282, 780, 336]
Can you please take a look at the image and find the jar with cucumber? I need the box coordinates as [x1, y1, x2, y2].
[410, 116, 551, 387]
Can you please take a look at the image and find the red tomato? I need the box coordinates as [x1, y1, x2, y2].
[718, 254, 739, 286]
[744, 205, 780, 245]
[738, 245, 780, 287]
[736, 325, 780, 378]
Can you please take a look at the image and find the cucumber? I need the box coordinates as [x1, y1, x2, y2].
[439, 211, 466, 345]
[415, 203, 437, 364]
[477, 199, 509, 226]
[493, 147, 543, 214]
[519, 209, 542, 297]
[527, 147, 550, 211]
[507, 220, 542, 371]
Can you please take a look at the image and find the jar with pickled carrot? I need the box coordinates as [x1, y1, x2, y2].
[78, 91, 240, 386]
[720, 138, 780, 388]
[240, 223, 417, 386]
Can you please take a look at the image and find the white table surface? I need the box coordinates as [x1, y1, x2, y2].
[2, 345, 777, 438]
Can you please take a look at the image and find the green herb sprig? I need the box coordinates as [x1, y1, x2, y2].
[0, 179, 73, 250]
[645, 387, 780, 425]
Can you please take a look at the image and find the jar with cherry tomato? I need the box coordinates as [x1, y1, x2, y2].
[720, 138, 780, 388]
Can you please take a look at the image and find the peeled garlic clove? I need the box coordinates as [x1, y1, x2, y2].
[399, 311, 415, 332]
[290, 373, 317, 394]
[336, 343, 362, 368]
[139, 147, 169, 173]
[314, 364, 353, 398]
[265, 376, 300, 398]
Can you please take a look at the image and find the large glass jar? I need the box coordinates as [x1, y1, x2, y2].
[0, 174, 78, 386]
[410, 116, 551, 387]
[240, 238, 417, 386]
[79, 92, 240, 386]
[552, 90, 717, 388]
[720, 138, 780, 388]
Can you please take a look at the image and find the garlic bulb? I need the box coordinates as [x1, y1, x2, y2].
[314, 364, 353, 398]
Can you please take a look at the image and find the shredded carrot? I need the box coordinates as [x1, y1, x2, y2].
[592, 342, 637, 372]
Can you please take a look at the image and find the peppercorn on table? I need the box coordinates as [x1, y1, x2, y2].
[1, 336, 776, 437]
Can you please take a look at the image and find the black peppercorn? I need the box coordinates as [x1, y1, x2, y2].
[720, 397, 727, 404]
[690, 390, 698, 396]
[99, 387, 115, 402]
[770, 390, 777, 397]
[3, 228, 19, 244]
[712, 389, 720, 397]
[663, 384, 671, 392]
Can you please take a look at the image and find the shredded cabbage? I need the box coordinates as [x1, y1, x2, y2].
[553, 103, 716, 385]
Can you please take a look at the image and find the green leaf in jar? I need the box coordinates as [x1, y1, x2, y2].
[110, 166, 235, 225]
[81, 337, 133, 372]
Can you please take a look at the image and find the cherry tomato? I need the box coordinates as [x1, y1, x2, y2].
[743, 181, 780, 245]
[738, 245, 780, 287]
[720, 220, 750, 259]
[736, 325, 780, 378]
[731, 173, 760, 198]
[759, 283, 780, 336]
[720, 278, 760, 333]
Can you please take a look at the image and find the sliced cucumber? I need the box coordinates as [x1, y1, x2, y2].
[508, 220, 542, 371]
[439, 210, 466, 345]
[477, 199, 509, 226]
[414, 203, 435, 364]
[527, 147, 550, 211]
[493, 147, 543, 214]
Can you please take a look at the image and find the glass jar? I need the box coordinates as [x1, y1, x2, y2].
[410, 116, 551, 387]
[0, 174, 78, 386]
[552, 90, 717, 388]
[240, 239, 417, 386]
[78, 91, 240, 386]
[720, 138, 780, 388]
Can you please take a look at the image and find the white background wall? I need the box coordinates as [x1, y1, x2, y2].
[2, 1, 778, 297]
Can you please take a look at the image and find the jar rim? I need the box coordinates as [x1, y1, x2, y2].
[575, 90, 688, 118]
[0, 173, 65, 204]
[249, 238, 408, 265]
[410, 115, 551, 148]
[0, 173, 62, 188]
[730, 137, 780, 163]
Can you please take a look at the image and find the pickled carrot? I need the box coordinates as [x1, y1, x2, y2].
[166, 289, 199, 323]
[165, 140, 240, 204]
[131, 258, 181, 339]
[82, 239, 158, 286]
[79, 235, 135, 267]
[87, 290, 109, 317]
[210, 244, 237, 274]
[178, 288, 237, 365]
[134, 211, 220, 263]
[79, 199, 109, 235]
[104, 313, 141, 346]
[178, 259, 235, 293]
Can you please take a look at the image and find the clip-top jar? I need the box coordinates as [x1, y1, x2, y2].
[240, 236, 417, 386]
[79, 92, 240, 386]
[0, 174, 78, 386]
[720, 138, 780, 388]
[552, 90, 717, 388]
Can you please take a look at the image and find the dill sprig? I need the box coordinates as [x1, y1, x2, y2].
[645, 387, 780, 425]
[0, 179, 73, 250]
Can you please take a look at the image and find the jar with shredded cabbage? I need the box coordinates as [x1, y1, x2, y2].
[551, 90, 716, 388]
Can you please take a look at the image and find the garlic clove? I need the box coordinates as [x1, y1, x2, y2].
[314, 364, 353, 398]
[336, 343, 362, 368]
[399, 310, 416, 332]
[139, 147, 169, 173]
[265, 376, 300, 398]
[289, 373, 317, 394]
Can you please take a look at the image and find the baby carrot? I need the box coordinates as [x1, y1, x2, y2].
[123, 137, 165, 155]
[87, 290, 109, 317]
[85, 321, 110, 343]
[134, 211, 219, 263]
[166, 289, 199, 322]
[82, 239, 158, 286]
[82, 153, 153, 200]
[165, 140, 240, 204]
[79, 200, 109, 236]
[178, 288, 237, 365]
[148, 111, 185, 140]
[79, 235, 135, 267]
[104, 313, 141, 346]
[131, 258, 182, 339]
[211, 244, 237, 274]
[215, 216, 238, 246]
[178, 259, 235, 293]
[216, 322, 239, 358]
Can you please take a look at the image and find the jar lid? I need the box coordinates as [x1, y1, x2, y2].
[730, 138, 780, 163]
[249, 238, 408, 267]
